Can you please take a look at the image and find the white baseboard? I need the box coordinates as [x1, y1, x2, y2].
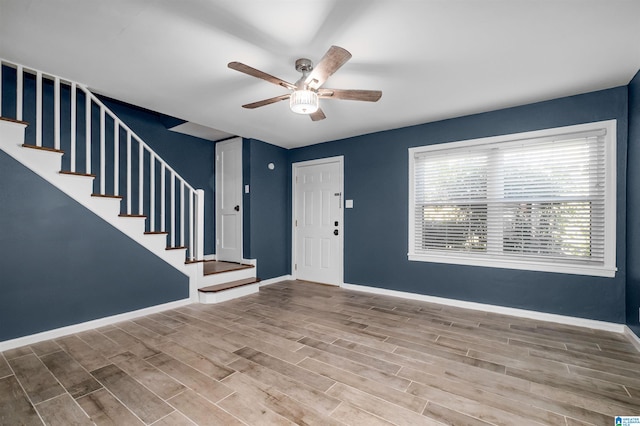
[203, 254, 216, 261]
[625, 326, 640, 352]
[0, 298, 192, 352]
[342, 282, 625, 334]
[259, 275, 293, 287]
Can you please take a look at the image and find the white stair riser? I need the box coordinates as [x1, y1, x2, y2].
[0, 123, 26, 142]
[57, 174, 95, 196]
[10, 146, 63, 174]
[87, 197, 122, 218]
[198, 283, 259, 304]
[143, 233, 168, 247]
[115, 217, 147, 236]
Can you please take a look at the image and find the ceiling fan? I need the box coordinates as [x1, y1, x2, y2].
[228, 46, 382, 121]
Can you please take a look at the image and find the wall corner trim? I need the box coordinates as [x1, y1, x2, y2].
[625, 326, 640, 353]
[0, 299, 192, 352]
[342, 283, 626, 334]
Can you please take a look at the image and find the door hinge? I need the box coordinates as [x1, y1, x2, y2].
[295, 264, 297, 270]
[295, 219, 297, 227]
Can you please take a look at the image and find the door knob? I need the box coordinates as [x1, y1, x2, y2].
[234, 205, 240, 212]
[334, 229, 339, 236]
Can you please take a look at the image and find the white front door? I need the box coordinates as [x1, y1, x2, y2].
[293, 157, 344, 286]
[216, 138, 242, 263]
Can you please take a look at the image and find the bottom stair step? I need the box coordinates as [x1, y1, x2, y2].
[198, 278, 261, 304]
[199, 278, 261, 293]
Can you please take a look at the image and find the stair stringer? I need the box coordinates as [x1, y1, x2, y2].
[0, 119, 200, 300]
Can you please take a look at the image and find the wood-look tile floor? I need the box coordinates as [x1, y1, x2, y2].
[1, 280, 639, 425]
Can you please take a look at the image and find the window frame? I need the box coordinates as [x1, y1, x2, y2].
[408, 120, 617, 278]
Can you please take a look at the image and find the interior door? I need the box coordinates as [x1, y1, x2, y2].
[215, 138, 242, 263]
[293, 157, 343, 285]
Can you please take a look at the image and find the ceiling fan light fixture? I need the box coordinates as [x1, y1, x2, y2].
[289, 89, 319, 114]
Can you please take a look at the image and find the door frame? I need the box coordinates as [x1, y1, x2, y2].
[291, 155, 344, 286]
[215, 137, 243, 263]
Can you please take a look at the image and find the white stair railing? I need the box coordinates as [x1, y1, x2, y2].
[0, 58, 204, 262]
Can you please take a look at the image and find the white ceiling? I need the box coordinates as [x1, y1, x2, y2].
[1, 0, 640, 148]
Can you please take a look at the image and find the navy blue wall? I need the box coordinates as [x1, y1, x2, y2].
[289, 87, 628, 323]
[0, 150, 189, 341]
[245, 138, 290, 280]
[627, 70, 640, 336]
[99, 97, 216, 255]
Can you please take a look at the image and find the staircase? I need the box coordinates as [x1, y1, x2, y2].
[0, 59, 258, 303]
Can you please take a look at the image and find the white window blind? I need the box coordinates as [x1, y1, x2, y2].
[408, 120, 616, 277]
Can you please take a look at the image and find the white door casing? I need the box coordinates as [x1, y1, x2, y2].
[215, 137, 243, 263]
[292, 156, 344, 286]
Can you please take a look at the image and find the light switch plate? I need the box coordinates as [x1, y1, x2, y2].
[345, 199, 354, 208]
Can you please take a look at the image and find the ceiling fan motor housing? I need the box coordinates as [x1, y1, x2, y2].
[295, 58, 313, 73]
[295, 58, 314, 89]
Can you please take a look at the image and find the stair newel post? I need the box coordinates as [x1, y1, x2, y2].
[54, 76, 60, 151]
[70, 82, 76, 172]
[160, 164, 166, 232]
[170, 173, 176, 248]
[85, 89, 91, 174]
[189, 189, 194, 260]
[195, 189, 205, 261]
[113, 119, 119, 196]
[180, 182, 185, 248]
[35, 71, 42, 147]
[126, 132, 132, 215]
[138, 138, 143, 216]
[150, 152, 155, 232]
[0, 61, 3, 117]
[100, 106, 106, 195]
[16, 65, 23, 121]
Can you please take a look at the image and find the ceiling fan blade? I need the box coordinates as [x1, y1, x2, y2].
[305, 46, 352, 90]
[242, 94, 290, 109]
[228, 62, 296, 90]
[318, 88, 382, 102]
[309, 108, 326, 121]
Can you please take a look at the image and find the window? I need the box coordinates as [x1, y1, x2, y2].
[408, 120, 616, 277]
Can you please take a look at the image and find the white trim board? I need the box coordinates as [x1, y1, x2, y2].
[342, 282, 625, 334]
[0, 299, 192, 352]
[626, 326, 640, 352]
[259, 275, 294, 287]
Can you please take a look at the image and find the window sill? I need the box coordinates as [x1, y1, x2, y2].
[407, 253, 616, 278]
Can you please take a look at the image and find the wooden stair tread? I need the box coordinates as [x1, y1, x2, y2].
[198, 278, 261, 293]
[0, 116, 28, 125]
[144, 231, 168, 235]
[22, 144, 63, 154]
[91, 193, 124, 199]
[203, 261, 255, 275]
[60, 171, 96, 178]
